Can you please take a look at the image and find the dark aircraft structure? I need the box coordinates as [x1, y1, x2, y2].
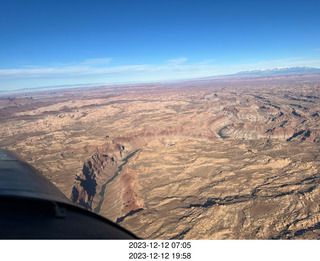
[0, 150, 138, 239]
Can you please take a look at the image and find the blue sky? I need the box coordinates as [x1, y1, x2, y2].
[1, 0, 320, 91]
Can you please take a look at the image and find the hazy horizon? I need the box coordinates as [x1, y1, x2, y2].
[1, 65, 320, 94]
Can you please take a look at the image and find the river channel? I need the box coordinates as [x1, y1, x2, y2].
[93, 149, 140, 214]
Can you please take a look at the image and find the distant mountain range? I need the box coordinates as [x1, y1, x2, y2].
[2, 67, 320, 95]
[229, 66, 320, 77]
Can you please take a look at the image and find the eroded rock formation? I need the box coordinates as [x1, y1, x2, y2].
[1, 74, 320, 239]
[71, 153, 117, 210]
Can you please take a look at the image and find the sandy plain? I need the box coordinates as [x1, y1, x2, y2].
[1, 74, 320, 239]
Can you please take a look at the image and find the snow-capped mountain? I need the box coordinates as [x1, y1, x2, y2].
[232, 67, 320, 77]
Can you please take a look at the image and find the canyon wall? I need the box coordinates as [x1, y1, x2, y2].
[1, 75, 320, 238]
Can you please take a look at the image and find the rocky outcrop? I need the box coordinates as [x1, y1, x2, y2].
[71, 153, 117, 210]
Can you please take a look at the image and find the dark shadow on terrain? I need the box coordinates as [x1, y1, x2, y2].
[218, 126, 229, 139]
[170, 228, 192, 239]
[71, 163, 98, 210]
[116, 208, 144, 224]
[286, 130, 305, 141]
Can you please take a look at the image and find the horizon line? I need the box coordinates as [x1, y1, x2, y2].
[1, 65, 320, 95]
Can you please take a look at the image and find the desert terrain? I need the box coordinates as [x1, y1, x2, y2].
[1, 74, 320, 239]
